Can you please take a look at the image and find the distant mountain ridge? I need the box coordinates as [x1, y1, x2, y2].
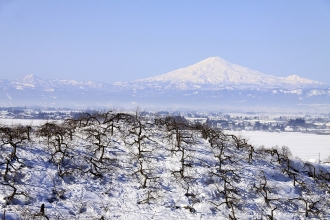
[4, 74, 110, 91]
[1, 57, 326, 91]
[133, 57, 324, 90]
[0, 57, 329, 110]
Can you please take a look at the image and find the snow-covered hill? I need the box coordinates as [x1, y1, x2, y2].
[133, 57, 324, 90]
[1, 111, 330, 219]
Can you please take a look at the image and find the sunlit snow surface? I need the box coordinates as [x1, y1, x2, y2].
[227, 131, 330, 161]
[0, 117, 330, 219]
[0, 119, 54, 126]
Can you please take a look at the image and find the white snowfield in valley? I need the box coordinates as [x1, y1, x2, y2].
[0, 119, 54, 126]
[0, 112, 330, 219]
[227, 130, 330, 162]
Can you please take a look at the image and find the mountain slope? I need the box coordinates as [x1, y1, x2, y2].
[134, 57, 324, 90]
[13, 74, 50, 88]
[6, 74, 110, 91]
[0, 57, 328, 109]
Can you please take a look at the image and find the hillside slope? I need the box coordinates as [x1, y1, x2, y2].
[0, 111, 330, 219]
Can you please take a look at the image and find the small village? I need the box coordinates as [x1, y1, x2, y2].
[1, 107, 329, 135]
[184, 112, 330, 135]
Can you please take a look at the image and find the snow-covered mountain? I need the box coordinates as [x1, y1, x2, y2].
[0, 74, 114, 107]
[13, 74, 50, 88]
[8, 74, 110, 91]
[0, 57, 329, 110]
[133, 57, 324, 90]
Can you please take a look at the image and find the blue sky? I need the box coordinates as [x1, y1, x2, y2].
[0, 0, 329, 84]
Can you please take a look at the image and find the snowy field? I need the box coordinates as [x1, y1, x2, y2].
[0, 119, 60, 126]
[226, 131, 330, 162]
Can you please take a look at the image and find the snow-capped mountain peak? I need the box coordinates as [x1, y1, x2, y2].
[1, 57, 328, 109]
[282, 74, 321, 85]
[134, 57, 324, 90]
[11, 74, 50, 89]
[14, 74, 44, 84]
[136, 56, 269, 85]
[7, 74, 110, 91]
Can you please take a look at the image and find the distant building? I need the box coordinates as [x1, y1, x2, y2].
[285, 126, 294, 132]
[185, 117, 207, 124]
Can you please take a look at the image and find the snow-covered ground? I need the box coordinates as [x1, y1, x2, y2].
[0, 119, 56, 126]
[1, 113, 330, 219]
[226, 131, 330, 162]
[2, 119, 328, 162]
